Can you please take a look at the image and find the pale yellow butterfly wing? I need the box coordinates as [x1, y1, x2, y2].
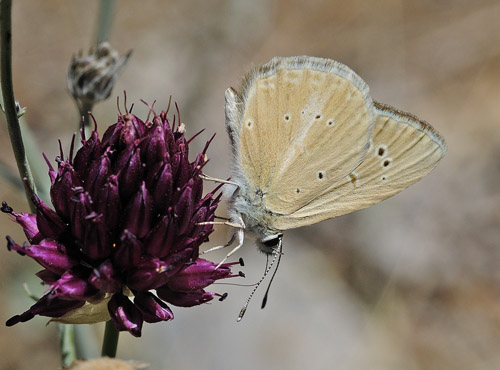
[226, 56, 374, 215]
[272, 102, 447, 230]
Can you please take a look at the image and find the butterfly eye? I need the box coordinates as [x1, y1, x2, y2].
[261, 235, 282, 248]
[258, 233, 283, 254]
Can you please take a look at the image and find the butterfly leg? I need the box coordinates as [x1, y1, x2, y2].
[199, 173, 239, 187]
[215, 225, 245, 270]
[198, 213, 246, 269]
[201, 232, 236, 254]
[197, 211, 245, 254]
[197, 220, 243, 228]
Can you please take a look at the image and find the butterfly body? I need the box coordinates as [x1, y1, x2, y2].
[224, 56, 446, 254]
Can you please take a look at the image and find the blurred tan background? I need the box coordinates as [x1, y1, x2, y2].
[1, 1, 499, 369]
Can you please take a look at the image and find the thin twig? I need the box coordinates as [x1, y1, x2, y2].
[101, 320, 119, 358]
[95, 0, 116, 45]
[0, 0, 36, 212]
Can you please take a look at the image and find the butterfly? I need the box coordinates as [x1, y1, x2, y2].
[211, 56, 446, 262]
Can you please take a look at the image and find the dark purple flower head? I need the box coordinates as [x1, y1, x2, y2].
[3, 104, 243, 337]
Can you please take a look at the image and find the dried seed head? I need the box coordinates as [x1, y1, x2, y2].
[67, 42, 132, 108]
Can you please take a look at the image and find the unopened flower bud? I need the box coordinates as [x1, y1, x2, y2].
[67, 42, 131, 108]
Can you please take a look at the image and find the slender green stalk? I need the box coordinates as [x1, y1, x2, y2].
[95, 0, 116, 45]
[0, 70, 50, 203]
[58, 324, 77, 368]
[0, 0, 37, 213]
[101, 320, 119, 358]
[2, 3, 77, 367]
[74, 324, 99, 360]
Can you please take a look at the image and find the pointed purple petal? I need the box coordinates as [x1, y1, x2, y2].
[190, 176, 203, 204]
[7, 237, 77, 275]
[73, 129, 100, 177]
[146, 162, 172, 213]
[34, 196, 66, 240]
[13, 212, 43, 244]
[162, 247, 195, 277]
[175, 151, 191, 188]
[52, 270, 99, 300]
[89, 260, 122, 293]
[126, 257, 170, 291]
[134, 292, 173, 323]
[68, 189, 91, 242]
[83, 214, 112, 260]
[6, 294, 85, 326]
[166, 258, 231, 292]
[108, 293, 143, 337]
[144, 216, 175, 258]
[174, 186, 193, 235]
[118, 147, 143, 199]
[156, 286, 214, 307]
[85, 153, 112, 196]
[141, 124, 167, 163]
[94, 175, 121, 230]
[36, 269, 60, 284]
[122, 182, 153, 239]
[114, 230, 143, 269]
[100, 121, 121, 148]
[51, 163, 81, 220]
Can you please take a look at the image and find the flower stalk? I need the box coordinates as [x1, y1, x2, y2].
[58, 324, 77, 366]
[95, 0, 116, 45]
[101, 320, 119, 358]
[0, 0, 37, 212]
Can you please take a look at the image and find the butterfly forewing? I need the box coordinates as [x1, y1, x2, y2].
[233, 56, 374, 215]
[273, 102, 446, 229]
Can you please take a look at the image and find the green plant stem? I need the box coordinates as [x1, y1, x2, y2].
[0, 0, 37, 213]
[0, 87, 51, 203]
[2, 3, 77, 368]
[74, 324, 99, 360]
[101, 320, 119, 358]
[95, 0, 116, 45]
[58, 324, 77, 368]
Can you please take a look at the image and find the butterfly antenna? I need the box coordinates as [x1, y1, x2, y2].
[261, 246, 283, 309]
[237, 238, 282, 322]
[264, 251, 271, 271]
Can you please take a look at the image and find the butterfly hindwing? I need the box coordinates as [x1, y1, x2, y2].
[272, 102, 447, 230]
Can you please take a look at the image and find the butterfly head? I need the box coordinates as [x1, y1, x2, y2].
[228, 185, 283, 255]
